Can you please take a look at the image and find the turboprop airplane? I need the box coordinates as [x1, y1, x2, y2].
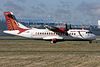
[3, 12, 96, 43]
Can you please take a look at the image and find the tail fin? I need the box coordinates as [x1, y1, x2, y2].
[4, 12, 29, 30]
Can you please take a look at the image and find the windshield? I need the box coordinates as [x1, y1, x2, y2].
[86, 31, 92, 34]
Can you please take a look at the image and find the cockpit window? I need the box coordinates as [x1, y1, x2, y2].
[86, 31, 92, 34]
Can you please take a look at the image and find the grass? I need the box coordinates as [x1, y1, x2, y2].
[0, 39, 100, 52]
[0, 36, 100, 67]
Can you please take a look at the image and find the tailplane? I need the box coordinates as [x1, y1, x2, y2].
[4, 12, 29, 30]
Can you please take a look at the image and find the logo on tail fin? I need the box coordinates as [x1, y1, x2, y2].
[4, 12, 29, 34]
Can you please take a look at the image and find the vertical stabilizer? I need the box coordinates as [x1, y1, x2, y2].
[4, 12, 29, 30]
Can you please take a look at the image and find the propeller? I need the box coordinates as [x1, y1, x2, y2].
[44, 24, 72, 36]
[64, 24, 69, 35]
[65, 24, 72, 35]
[69, 24, 72, 29]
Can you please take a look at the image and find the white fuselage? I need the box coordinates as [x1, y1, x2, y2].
[3, 28, 96, 41]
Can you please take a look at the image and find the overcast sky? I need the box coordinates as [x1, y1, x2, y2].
[0, 0, 100, 25]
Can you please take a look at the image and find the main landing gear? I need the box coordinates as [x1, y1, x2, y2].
[51, 38, 57, 43]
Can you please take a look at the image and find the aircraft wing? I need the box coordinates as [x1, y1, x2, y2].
[44, 25, 68, 35]
[45, 25, 66, 33]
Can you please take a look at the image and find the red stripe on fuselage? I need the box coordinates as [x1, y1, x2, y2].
[17, 28, 28, 34]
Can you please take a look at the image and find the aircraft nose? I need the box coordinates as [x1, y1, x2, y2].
[91, 34, 96, 40]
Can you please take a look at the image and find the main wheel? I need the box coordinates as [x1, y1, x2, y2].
[51, 39, 57, 43]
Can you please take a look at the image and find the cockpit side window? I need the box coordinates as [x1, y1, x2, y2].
[86, 31, 92, 34]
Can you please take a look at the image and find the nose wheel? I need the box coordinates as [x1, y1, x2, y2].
[89, 40, 92, 43]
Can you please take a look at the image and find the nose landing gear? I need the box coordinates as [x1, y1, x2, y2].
[89, 40, 92, 43]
